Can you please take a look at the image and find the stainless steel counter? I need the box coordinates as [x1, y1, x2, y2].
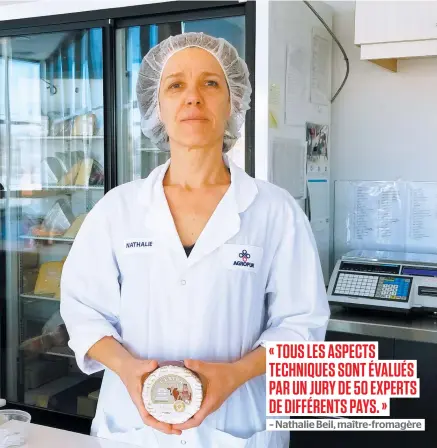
[328, 305, 437, 344]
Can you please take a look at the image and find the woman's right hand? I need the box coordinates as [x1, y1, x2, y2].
[85, 337, 182, 435]
[118, 358, 182, 436]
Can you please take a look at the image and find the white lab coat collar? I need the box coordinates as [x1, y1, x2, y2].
[137, 153, 257, 213]
[137, 154, 258, 270]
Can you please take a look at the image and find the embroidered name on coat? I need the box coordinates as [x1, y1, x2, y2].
[126, 241, 153, 249]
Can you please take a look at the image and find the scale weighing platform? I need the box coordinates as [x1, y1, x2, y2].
[328, 250, 437, 312]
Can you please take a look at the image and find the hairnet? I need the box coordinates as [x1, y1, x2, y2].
[136, 32, 252, 152]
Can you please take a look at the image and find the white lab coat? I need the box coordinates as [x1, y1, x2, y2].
[60, 154, 330, 448]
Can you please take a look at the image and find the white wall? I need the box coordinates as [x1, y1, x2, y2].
[267, 0, 333, 284]
[269, 1, 333, 142]
[331, 6, 437, 183]
[331, 4, 437, 263]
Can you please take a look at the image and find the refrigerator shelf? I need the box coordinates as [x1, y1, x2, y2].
[42, 185, 104, 191]
[136, 148, 167, 153]
[19, 235, 75, 243]
[6, 186, 103, 198]
[21, 293, 60, 302]
[0, 119, 42, 125]
[4, 190, 67, 199]
[45, 347, 75, 359]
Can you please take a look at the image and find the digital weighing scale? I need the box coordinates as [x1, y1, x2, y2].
[328, 250, 437, 312]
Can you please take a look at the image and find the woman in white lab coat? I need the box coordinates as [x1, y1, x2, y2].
[60, 32, 330, 448]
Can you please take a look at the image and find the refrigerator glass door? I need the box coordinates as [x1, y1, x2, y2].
[116, 15, 246, 185]
[1, 28, 105, 418]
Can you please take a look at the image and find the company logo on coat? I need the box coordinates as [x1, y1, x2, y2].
[234, 249, 255, 268]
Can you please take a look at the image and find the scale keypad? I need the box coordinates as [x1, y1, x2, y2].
[334, 273, 411, 301]
[334, 273, 378, 297]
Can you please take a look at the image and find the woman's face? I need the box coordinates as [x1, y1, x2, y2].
[158, 47, 231, 150]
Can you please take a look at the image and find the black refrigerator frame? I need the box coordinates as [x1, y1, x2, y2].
[0, 0, 256, 434]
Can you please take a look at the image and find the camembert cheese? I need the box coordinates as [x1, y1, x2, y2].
[142, 364, 203, 424]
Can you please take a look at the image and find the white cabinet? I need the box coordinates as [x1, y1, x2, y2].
[355, 1, 437, 45]
[355, 1, 437, 68]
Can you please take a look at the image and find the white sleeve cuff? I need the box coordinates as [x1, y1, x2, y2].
[68, 327, 123, 375]
[252, 325, 322, 352]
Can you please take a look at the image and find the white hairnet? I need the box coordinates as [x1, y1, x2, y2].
[136, 32, 252, 152]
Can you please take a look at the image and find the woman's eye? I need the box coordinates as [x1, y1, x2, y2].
[169, 83, 181, 90]
[205, 80, 218, 87]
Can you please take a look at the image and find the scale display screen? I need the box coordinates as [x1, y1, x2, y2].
[340, 262, 400, 275]
[402, 266, 437, 277]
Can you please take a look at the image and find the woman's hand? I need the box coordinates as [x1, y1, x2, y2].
[171, 359, 243, 431]
[118, 358, 182, 436]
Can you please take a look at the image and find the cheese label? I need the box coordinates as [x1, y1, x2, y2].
[151, 374, 193, 407]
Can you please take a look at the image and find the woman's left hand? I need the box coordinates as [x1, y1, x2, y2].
[172, 359, 244, 431]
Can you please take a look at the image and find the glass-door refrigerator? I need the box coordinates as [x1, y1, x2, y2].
[0, 26, 107, 424]
[115, 10, 251, 185]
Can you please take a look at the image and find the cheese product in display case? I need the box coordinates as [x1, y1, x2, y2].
[55, 152, 71, 172]
[34, 260, 65, 298]
[20, 325, 69, 358]
[30, 199, 75, 238]
[41, 199, 75, 232]
[21, 252, 39, 269]
[77, 389, 100, 418]
[72, 113, 97, 137]
[40, 157, 67, 185]
[22, 269, 39, 294]
[58, 161, 82, 186]
[74, 158, 104, 186]
[71, 151, 85, 166]
[74, 159, 94, 186]
[63, 214, 87, 239]
[88, 160, 104, 186]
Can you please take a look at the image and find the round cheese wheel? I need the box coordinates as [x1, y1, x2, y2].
[142, 364, 203, 424]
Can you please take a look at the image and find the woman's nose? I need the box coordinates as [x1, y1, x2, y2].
[184, 85, 203, 106]
[186, 97, 201, 106]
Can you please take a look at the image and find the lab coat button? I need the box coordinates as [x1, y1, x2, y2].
[181, 441, 187, 445]
[180, 280, 186, 286]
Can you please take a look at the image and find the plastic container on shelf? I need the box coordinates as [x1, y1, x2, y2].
[0, 410, 31, 447]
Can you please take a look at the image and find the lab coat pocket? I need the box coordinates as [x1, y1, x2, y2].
[119, 237, 155, 287]
[219, 244, 263, 274]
